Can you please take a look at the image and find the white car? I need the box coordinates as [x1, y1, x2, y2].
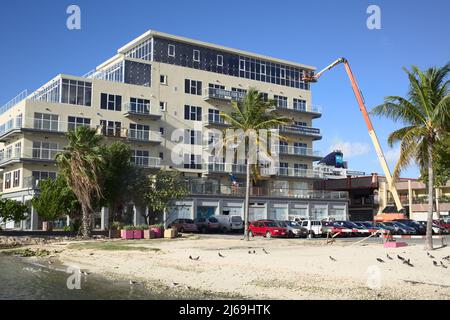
[297, 220, 323, 238]
[215, 215, 244, 233]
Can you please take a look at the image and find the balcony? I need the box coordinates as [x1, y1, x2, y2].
[204, 162, 247, 174]
[274, 167, 323, 179]
[127, 130, 162, 144]
[202, 113, 229, 127]
[186, 181, 348, 200]
[0, 148, 61, 168]
[203, 87, 246, 102]
[277, 103, 322, 119]
[132, 156, 162, 169]
[278, 125, 322, 140]
[123, 102, 162, 119]
[277, 145, 322, 160]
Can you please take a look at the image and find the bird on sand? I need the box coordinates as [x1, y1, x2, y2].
[427, 252, 435, 259]
[440, 261, 447, 269]
[386, 254, 393, 260]
[442, 255, 450, 261]
[376, 258, 385, 263]
[171, 282, 180, 287]
[403, 259, 414, 267]
[189, 255, 200, 261]
[129, 280, 139, 285]
[329, 256, 337, 262]
[218, 252, 225, 258]
[433, 261, 439, 267]
[262, 248, 270, 254]
[82, 271, 90, 276]
[397, 255, 405, 261]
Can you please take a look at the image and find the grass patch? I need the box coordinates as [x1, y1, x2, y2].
[67, 241, 161, 252]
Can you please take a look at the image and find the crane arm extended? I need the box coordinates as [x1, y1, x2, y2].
[304, 58, 403, 212]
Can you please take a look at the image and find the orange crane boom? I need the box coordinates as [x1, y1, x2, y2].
[303, 58, 405, 217]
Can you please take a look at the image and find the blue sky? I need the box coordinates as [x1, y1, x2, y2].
[1, 0, 449, 178]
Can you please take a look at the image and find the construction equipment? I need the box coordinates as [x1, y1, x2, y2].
[303, 58, 406, 220]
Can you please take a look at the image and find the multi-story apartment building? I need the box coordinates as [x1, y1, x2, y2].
[0, 30, 348, 230]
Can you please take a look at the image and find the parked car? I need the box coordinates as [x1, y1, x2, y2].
[321, 221, 353, 237]
[194, 216, 220, 234]
[297, 220, 323, 238]
[334, 221, 365, 236]
[167, 219, 198, 233]
[375, 222, 397, 234]
[215, 215, 244, 233]
[275, 220, 308, 238]
[433, 220, 450, 232]
[356, 221, 381, 231]
[417, 221, 449, 235]
[389, 221, 416, 235]
[248, 220, 288, 238]
[440, 217, 450, 229]
[394, 219, 426, 235]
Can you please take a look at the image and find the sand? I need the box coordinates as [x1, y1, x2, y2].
[6, 235, 450, 300]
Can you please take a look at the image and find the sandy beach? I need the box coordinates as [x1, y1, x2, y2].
[3, 235, 450, 300]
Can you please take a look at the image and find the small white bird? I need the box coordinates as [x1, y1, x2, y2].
[129, 280, 138, 285]
[82, 271, 90, 276]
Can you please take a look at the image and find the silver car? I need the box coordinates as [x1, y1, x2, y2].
[275, 220, 308, 238]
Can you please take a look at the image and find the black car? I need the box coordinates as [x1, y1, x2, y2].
[393, 219, 425, 235]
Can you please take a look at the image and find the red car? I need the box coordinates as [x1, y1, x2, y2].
[248, 220, 288, 238]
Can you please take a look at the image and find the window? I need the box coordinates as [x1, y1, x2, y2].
[6, 146, 12, 159]
[14, 142, 21, 158]
[294, 142, 308, 155]
[279, 141, 288, 154]
[68, 116, 91, 131]
[32, 171, 57, 187]
[129, 123, 150, 141]
[13, 170, 20, 188]
[293, 99, 307, 111]
[279, 162, 289, 175]
[184, 79, 202, 95]
[32, 141, 58, 160]
[131, 150, 150, 167]
[193, 50, 200, 62]
[260, 92, 269, 102]
[100, 120, 122, 137]
[168, 44, 175, 57]
[160, 75, 168, 85]
[159, 101, 167, 111]
[294, 121, 308, 127]
[217, 55, 223, 66]
[159, 127, 165, 135]
[34, 113, 59, 131]
[61, 79, 92, 106]
[129, 98, 150, 114]
[4, 172, 11, 189]
[274, 95, 288, 108]
[184, 105, 202, 121]
[101, 93, 122, 111]
[184, 129, 201, 145]
[159, 152, 164, 160]
[294, 163, 308, 176]
[183, 154, 201, 169]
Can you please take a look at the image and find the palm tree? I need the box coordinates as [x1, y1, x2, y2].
[371, 63, 449, 250]
[56, 126, 105, 238]
[220, 88, 291, 240]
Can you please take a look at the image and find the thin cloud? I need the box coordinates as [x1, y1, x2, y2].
[384, 147, 400, 163]
[328, 140, 371, 158]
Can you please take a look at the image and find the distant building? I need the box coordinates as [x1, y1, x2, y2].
[315, 173, 450, 221]
[313, 150, 366, 179]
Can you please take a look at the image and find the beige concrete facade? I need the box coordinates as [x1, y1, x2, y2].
[0, 30, 349, 230]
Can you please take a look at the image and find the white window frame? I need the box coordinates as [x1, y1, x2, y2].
[260, 63, 266, 75]
[193, 50, 200, 62]
[217, 55, 223, 66]
[160, 74, 168, 85]
[168, 44, 175, 57]
[159, 101, 167, 111]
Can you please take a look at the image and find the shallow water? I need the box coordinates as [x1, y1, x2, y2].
[0, 254, 174, 300]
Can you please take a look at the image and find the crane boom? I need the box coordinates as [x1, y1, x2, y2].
[304, 58, 404, 213]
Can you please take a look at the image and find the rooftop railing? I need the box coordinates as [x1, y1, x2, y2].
[0, 90, 29, 115]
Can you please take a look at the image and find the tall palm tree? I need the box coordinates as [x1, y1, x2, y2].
[371, 63, 449, 250]
[56, 126, 105, 238]
[220, 88, 291, 240]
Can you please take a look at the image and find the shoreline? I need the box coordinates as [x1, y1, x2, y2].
[2, 235, 450, 300]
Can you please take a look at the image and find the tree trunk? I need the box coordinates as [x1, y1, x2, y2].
[81, 204, 92, 239]
[244, 161, 251, 241]
[425, 142, 434, 251]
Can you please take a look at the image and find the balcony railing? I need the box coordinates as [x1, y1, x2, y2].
[204, 87, 246, 102]
[131, 156, 162, 169]
[186, 181, 348, 200]
[202, 113, 229, 126]
[276, 145, 322, 158]
[278, 125, 322, 138]
[274, 167, 323, 179]
[278, 103, 322, 115]
[123, 102, 162, 118]
[127, 130, 162, 143]
[0, 147, 62, 167]
[204, 162, 247, 174]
